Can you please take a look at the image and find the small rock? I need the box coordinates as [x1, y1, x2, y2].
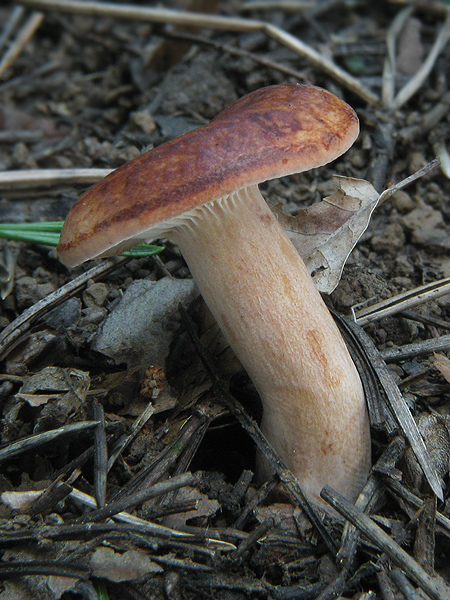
[408, 151, 426, 174]
[401, 203, 444, 238]
[370, 222, 405, 254]
[348, 148, 367, 169]
[15, 276, 39, 308]
[37, 282, 56, 298]
[394, 255, 414, 276]
[391, 190, 413, 213]
[129, 108, 156, 135]
[411, 227, 448, 247]
[81, 306, 108, 326]
[92, 277, 198, 367]
[44, 297, 81, 329]
[434, 256, 450, 278]
[83, 282, 109, 308]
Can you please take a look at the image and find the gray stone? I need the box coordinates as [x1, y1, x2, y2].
[92, 277, 198, 367]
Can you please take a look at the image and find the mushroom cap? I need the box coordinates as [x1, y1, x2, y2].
[58, 84, 359, 267]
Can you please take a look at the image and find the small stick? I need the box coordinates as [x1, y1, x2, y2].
[240, 1, 314, 10]
[81, 472, 197, 523]
[0, 421, 100, 464]
[381, 334, 450, 363]
[386, 479, 450, 537]
[164, 29, 309, 82]
[0, 6, 25, 52]
[400, 90, 450, 142]
[320, 486, 450, 600]
[233, 473, 279, 529]
[19, 0, 379, 105]
[0, 168, 111, 190]
[92, 399, 108, 509]
[381, 6, 414, 108]
[0, 11, 44, 79]
[353, 276, 450, 325]
[342, 317, 443, 501]
[0, 560, 88, 581]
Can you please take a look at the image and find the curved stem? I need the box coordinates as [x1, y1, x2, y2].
[172, 185, 371, 509]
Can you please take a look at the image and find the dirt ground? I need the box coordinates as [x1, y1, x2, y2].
[0, 1, 450, 599]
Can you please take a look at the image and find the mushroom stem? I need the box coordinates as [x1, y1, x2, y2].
[171, 184, 371, 509]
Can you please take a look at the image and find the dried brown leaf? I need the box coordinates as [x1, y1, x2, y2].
[275, 176, 379, 293]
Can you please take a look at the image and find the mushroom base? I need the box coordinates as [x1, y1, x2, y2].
[171, 185, 371, 513]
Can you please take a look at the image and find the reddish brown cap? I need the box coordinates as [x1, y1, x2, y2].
[58, 84, 359, 267]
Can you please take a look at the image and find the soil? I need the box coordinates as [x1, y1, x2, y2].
[0, 1, 450, 599]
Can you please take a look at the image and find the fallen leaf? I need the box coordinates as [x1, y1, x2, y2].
[16, 393, 61, 407]
[275, 176, 379, 293]
[17, 366, 90, 410]
[19, 366, 90, 396]
[434, 353, 450, 383]
[90, 547, 163, 581]
[2, 489, 43, 511]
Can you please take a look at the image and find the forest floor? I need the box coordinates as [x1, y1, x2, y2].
[0, 1, 450, 599]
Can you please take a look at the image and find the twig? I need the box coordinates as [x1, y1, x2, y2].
[19, 0, 379, 105]
[0, 11, 44, 79]
[0, 168, 111, 190]
[92, 399, 107, 509]
[65, 486, 235, 548]
[106, 400, 155, 473]
[0, 421, 99, 464]
[110, 407, 212, 501]
[240, 1, 314, 10]
[382, 6, 414, 108]
[386, 479, 450, 537]
[0, 6, 25, 52]
[400, 90, 450, 142]
[233, 473, 279, 529]
[389, 568, 425, 599]
[353, 276, 450, 325]
[377, 157, 441, 205]
[80, 472, 197, 523]
[229, 518, 274, 563]
[320, 486, 450, 600]
[399, 309, 450, 332]
[164, 29, 309, 82]
[0, 560, 89, 580]
[381, 334, 450, 363]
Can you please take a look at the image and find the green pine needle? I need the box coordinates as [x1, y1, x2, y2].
[0, 221, 164, 258]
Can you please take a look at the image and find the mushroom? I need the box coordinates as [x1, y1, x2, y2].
[58, 84, 371, 510]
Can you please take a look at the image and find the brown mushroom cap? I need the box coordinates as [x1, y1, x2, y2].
[58, 84, 359, 267]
